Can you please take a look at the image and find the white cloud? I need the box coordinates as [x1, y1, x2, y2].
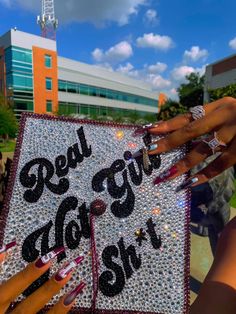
[183, 46, 208, 62]
[147, 74, 171, 89]
[2, 0, 147, 25]
[144, 9, 159, 25]
[136, 33, 174, 51]
[171, 65, 206, 82]
[171, 65, 196, 81]
[147, 62, 167, 74]
[116, 62, 139, 78]
[229, 37, 236, 50]
[92, 41, 133, 64]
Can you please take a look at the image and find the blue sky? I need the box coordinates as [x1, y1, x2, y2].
[0, 0, 236, 98]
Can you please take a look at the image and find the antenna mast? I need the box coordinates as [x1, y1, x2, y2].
[37, 0, 58, 40]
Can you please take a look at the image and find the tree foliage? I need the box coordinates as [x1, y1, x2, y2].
[208, 83, 236, 101]
[177, 72, 205, 108]
[0, 96, 18, 139]
[157, 99, 188, 121]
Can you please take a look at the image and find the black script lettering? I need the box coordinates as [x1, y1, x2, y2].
[20, 158, 69, 203]
[146, 218, 162, 249]
[99, 245, 125, 297]
[118, 237, 141, 279]
[22, 221, 53, 262]
[99, 237, 141, 297]
[92, 160, 135, 218]
[22, 196, 90, 264]
[20, 127, 92, 203]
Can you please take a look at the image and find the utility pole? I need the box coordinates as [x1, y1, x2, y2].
[37, 0, 58, 40]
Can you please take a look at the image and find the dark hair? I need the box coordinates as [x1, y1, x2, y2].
[0, 151, 2, 160]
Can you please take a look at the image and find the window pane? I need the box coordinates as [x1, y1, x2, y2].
[46, 78, 52, 90]
[79, 84, 89, 95]
[58, 80, 67, 92]
[45, 55, 52, 68]
[90, 105, 99, 115]
[99, 89, 106, 98]
[100, 106, 107, 116]
[46, 100, 52, 112]
[67, 82, 77, 93]
[80, 104, 89, 114]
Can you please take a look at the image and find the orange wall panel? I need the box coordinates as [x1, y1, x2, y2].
[32, 46, 58, 114]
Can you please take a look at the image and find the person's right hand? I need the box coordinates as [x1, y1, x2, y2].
[0, 241, 86, 314]
[134, 97, 236, 190]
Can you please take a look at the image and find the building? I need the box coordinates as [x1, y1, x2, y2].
[0, 29, 159, 119]
[204, 53, 236, 102]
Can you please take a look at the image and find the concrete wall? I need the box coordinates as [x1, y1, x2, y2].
[0, 29, 56, 51]
[58, 57, 157, 100]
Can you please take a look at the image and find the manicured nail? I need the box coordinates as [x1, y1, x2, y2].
[153, 166, 178, 185]
[148, 143, 158, 152]
[55, 256, 84, 281]
[35, 247, 65, 268]
[63, 282, 86, 306]
[0, 240, 17, 254]
[133, 123, 154, 136]
[176, 177, 199, 192]
[131, 149, 143, 159]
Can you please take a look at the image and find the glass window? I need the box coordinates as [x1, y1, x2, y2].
[89, 86, 99, 96]
[12, 49, 32, 63]
[80, 104, 89, 114]
[45, 55, 52, 68]
[90, 105, 99, 115]
[79, 84, 89, 95]
[100, 106, 107, 116]
[67, 82, 77, 93]
[46, 77, 52, 90]
[99, 89, 106, 98]
[46, 100, 52, 112]
[58, 80, 67, 92]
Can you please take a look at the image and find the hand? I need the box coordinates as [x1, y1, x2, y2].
[137, 97, 236, 190]
[0, 242, 85, 314]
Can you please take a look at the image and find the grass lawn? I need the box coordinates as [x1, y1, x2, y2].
[230, 179, 236, 208]
[0, 140, 16, 152]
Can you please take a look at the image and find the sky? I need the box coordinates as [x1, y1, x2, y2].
[0, 0, 236, 99]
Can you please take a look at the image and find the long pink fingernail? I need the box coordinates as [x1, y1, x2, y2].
[63, 282, 86, 306]
[55, 256, 84, 281]
[35, 247, 65, 268]
[133, 122, 162, 136]
[0, 240, 17, 253]
[153, 166, 178, 185]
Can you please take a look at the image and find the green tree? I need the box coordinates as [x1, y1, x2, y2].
[208, 83, 236, 101]
[157, 99, 188, 121]
[0, 105, 18, 139]
[177, 72, 205, 108]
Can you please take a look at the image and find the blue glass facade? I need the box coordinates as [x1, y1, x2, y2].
[58, 80, 157, 107]
[5, 46, 34, 117]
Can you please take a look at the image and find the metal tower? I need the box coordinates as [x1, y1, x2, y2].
[37, 0, 58, 40]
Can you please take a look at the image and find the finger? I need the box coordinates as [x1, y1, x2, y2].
[149, 96, 236, 135]
[47, 282, 86, 314]
[175, 138, 236, 191]
[0, 253, 6, 264]
[148, 103, 236, 155]
[0, 247, 64, 306]
[153, 125, 236, 184]
[11, 256, 84, 314]
[0, 240, 17, 263]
